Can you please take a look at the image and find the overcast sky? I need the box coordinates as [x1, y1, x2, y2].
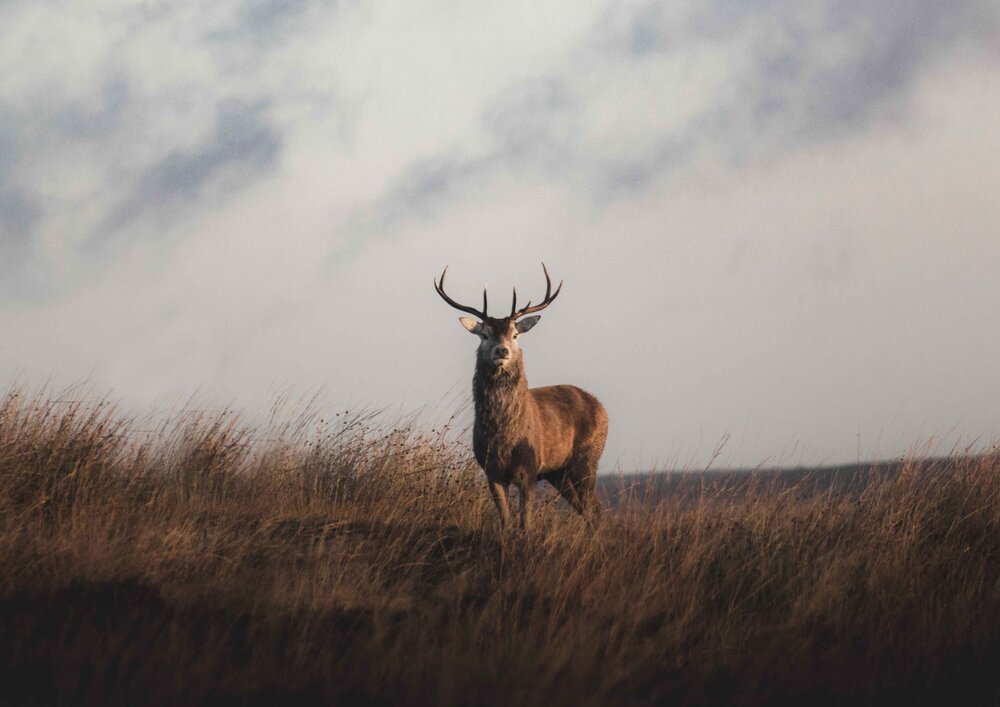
[1, 0, 999, 470]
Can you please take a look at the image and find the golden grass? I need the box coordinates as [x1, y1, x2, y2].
[0, 389, 998, 706]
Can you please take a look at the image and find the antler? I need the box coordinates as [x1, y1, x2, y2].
[434, 266, 488, 319]
[511, 262, 563, 319]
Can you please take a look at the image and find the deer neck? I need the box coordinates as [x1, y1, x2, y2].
[473, 356, 529, 443]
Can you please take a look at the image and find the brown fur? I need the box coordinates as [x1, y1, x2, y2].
[470, 316, 608, 528]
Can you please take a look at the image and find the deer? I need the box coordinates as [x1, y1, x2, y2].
[434, 263, 608, 529]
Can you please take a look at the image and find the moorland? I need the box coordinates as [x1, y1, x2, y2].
[0, 390, 997, 706]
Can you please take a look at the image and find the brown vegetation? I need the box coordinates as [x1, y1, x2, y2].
[0, 390, 998, 706]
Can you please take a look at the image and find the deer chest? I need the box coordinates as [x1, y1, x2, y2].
[473, 423, 539, 479]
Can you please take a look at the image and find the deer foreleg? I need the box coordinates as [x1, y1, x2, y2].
[487, 478, 511, 528]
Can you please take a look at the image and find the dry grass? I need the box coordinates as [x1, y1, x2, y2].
[0, 389, 998, 706]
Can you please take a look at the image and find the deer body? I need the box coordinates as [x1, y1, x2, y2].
[436, 264, 607, 528]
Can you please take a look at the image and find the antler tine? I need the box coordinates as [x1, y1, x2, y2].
[509, 289, 534, 317]
[434, 266, 488, 319]
[512, 262, 563, 319]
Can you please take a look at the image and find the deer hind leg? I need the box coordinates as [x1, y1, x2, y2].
[515, 476, 537, 530]
[487, 478, 511, 528]
[548, 471, 586, 515]
[566, 452, 602, 521]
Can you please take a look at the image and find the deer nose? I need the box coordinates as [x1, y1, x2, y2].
[495, 347, 510, 358]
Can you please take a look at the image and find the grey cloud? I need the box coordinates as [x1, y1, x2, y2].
[0, 0, 325, 294]
[349, 79, 581, 234]
[96, 100, 282, 245]
[359, 1, 1000, 225]
[0, 71, 285, 296]
[345, 153, 495, 240]
[484, 78, 577, 163]
[0, 112, 24, 185]
[0, 186, 41, 274]
[535, 1, 1000, 194]
[330, 150, 513, 272]
[590, 138, 691, 197]
[208, 0, 338, 48]
[0, 71, 131, 279]
[0, 68, 131, 163]
[0, 107, 39, 286]
[738, 2, 998, 143]
[137, 101, 279, 201]
[0, 187, 40, 239]
[239, 0, 329, 40]
[387, 157, 485, 216]
[610, 0, 1000, 156]
[607, 1, 997, 57]
[50, 76, 131, 142]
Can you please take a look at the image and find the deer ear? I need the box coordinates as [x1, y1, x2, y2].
[459, 317, 483, 334]
[515, 316, 540, 334]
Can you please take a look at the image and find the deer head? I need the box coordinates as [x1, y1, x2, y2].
[434, 263, 563, 372]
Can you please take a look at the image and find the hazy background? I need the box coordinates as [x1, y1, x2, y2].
[1, 0, 999, 470]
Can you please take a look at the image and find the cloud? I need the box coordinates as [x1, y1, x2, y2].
[356, 0, 1000, 221]
[0, 1, 311, 293]
[0, 186, 41, 278]
[598, 0, 1000, 159]
[226, 0, 338, 47]
[93, 100, 282, 252]
[723, 1, 998, 145]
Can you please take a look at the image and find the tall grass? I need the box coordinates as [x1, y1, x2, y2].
[0, 389, 997, 706]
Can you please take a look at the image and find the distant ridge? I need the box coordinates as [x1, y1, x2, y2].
[598, 456, 981, 507]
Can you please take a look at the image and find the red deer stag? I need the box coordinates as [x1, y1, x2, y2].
[434, 263, 608, 529]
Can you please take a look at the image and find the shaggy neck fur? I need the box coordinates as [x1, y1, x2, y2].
[472, 354, 529, 457]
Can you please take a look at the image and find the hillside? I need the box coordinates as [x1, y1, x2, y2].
[0, 391, 998, 706]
